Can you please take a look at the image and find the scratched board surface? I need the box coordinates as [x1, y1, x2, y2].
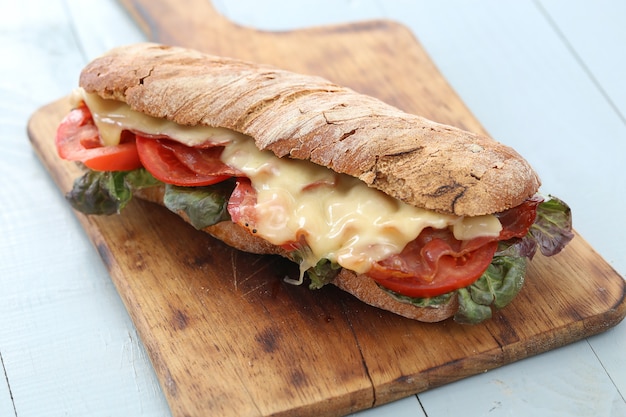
[27, 1, 626, 416]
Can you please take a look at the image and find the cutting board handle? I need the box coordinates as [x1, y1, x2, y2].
[120, 0, 249, 51]
[118, 0, 485, 132]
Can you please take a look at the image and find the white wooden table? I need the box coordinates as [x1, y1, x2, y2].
[1, 1, 625, 416]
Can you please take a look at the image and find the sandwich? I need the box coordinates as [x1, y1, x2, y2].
[55, 43, 574, 324]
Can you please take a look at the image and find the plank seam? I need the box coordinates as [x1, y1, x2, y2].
[416, 395, 429, 417]
[586, 339, 626, 404]
[534, 0, 626, 127]
[0, 351, 18, 417]
[60, 0, 89, 65]
[340, 299, 376, 408]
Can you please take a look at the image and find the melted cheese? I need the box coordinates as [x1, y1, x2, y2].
[80, 89, 503, 275]
[81, 90, 242, 147]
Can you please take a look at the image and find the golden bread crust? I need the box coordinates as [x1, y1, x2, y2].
[80, 43, 540, 216]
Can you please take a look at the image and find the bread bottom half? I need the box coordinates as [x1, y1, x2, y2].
[135, 187, 458, 322]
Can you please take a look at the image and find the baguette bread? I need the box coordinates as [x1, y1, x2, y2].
[80, 43, 540, 217]
[73, 43, 544, 322]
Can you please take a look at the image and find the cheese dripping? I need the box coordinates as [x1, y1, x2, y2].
[80, 89, 503, 279]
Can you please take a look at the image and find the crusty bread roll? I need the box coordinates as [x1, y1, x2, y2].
[78, 43, 542, 322]
[80, 43, 540, 217]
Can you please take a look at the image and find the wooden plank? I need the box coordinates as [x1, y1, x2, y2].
[0, 1, 172, 416]
[25, 0, 626, 416]
[214, 0, 385, 31]
[419, 340, 625, 416]
[538, 0, 626, 116]
[0, 359, 15, 417]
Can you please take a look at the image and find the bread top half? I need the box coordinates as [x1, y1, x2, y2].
[79, 43, 540, 216]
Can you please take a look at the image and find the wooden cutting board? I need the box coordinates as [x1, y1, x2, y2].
[27, 1, 626, 416]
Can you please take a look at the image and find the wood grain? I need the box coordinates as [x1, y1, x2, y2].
[26, 1, 626, 416]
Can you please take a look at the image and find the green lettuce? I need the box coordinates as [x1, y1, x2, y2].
[307, 258, 342, 290]
[530, 195, 574, 256]
[377, 255, 527, 325]
[66, 168, 160, 215]
[163, 182, 232, 230]
[377, 195, 573, 324]
[383, 289, 455, 309]
[454, 255, 527, 324]
[65, 169, 233, 231]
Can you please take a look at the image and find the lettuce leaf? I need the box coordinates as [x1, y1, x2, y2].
[124, 168, 162, 190]
[455, 288, 492, 324]
[66, 168, 159, 215]
[307, 258, 342, 290]
[163, 182, 233, 230]
[496, 235, 538, 259]
[454, 255, 527, 324]
[378, 255, 527, 325]
[530, 195, 574, 256]
[382, 288, 454, 308]
[65, 169, 233, 231]
[383, 195, 572, 324]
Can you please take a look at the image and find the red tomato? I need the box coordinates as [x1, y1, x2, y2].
[368, 228, 499, 298]
[135, 136, 234, 186]
[55, 106, 141, 171]
[368, 198, 541, 298]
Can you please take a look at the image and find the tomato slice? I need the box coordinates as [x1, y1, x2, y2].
[55, 106, 142, 171]
[368, 228, 498, 298]
[135, 136, 235, 186]
[368, 198, 542, 298]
